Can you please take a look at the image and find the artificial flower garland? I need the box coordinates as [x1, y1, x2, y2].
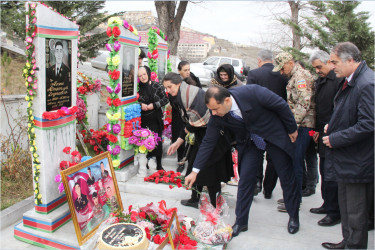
[122, 19, 141, 43]
[42, 106, 78, 120]
[147, 26, 172, 82]
[105, 16, 123, 169]
[23, 2, 42, 205]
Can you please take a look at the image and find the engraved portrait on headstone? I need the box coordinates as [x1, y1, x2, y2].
[158, 49, 167, 80]
[122, 45, 136, 97]
[45, 38, 72, 111]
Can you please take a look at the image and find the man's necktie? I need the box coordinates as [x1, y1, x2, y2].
[342, 79, 348, 90]
[229, 111, 266, 150]
[56, 67, 60, 76]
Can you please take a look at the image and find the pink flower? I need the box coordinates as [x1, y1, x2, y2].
[112, 124, 121, 134]
[106, 123, 112, 132]
[29, 90, 33, 96]
[106, 85, 113, 94]
[123, 20, 129, 29]
[54, 174, 61, 183]
[133, 130, 142, 137]
[27, 76, 33, 82]
[144, 138, 155, 150]
[26, 36, 33, 43]
[140, 129, 151, 138]
[58, 182, 64, 193]
[105, 43, 112, 52]
[33, 84, 38, 90]
[151, 72, 158, 81]
[112, 145, 121, 155]
[114, 83, 121, 94]
[114, 41, 121, 52]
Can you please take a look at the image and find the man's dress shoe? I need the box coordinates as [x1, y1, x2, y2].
[302, 188, 315, 197]
[310, 206, 326, 214]
[232, 224, 248, 237]
[288, 217, 299, 234]
[263, 190, 272, 199]
[318, 215, 341, 226]
[322, 241, 345, 249]
[180, 199, 199, 209]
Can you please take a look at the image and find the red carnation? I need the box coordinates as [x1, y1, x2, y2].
[112, 26, 121, 37]
[111, 70, 120, 80]
[308, 130, 316, 137]
[107, 134, 118, 143]
[152, 49, 158, 55]
[78, 86, 86, 95]
[106, 97, 112, 106]
[169, 185, 174, 189]
[145, 227, 151, 240]
[63, 147, 71, 154]
[139, 211, 146, 219]
[113, 98, 121, 107]
[106, 26, 112, 37]
[128, 25, 134, 32]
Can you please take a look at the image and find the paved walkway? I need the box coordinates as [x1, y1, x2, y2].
[1, 155, 374, 249]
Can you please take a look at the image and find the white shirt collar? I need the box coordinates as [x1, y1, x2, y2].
[230, 95, 243, 118]
[346, 72, 354, 82]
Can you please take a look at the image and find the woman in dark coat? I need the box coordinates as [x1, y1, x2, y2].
[170, 61, 203, 173]
[211, 64, 244, 88]
[137, 66, 169, 170]
[163, 72, 233, 208]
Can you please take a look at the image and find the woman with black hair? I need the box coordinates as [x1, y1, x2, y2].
[137, 66, 169, 170]
[163, 72, 233, 208]
[211, 64, 244, 88]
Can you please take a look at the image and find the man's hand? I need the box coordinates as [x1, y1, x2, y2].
[322, 136, 332, 148]
[313, 132, 319, 143]
[167, 138, 184, 155]
[324, 124, 329, 133]
[185, 172, 198, 189]
[289, 130, 298, 143]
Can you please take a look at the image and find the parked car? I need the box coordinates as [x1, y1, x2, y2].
[189, 64, 214, 86]
[199, 56, 246, 74]
[91, 51, 110, 71]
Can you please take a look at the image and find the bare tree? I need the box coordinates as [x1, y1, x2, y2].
[288, 1, 301, 50]
[154, 1, 188, 55]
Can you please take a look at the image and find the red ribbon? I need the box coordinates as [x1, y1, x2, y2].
[158, 200, 176, 218]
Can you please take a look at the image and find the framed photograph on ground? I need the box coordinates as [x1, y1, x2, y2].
[167, 211, 181, 249]
[60, 152, 123, 245]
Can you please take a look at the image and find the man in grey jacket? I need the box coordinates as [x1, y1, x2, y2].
[321, 42, 374, 249]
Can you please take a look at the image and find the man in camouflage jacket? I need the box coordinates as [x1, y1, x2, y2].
[273, 52, 316, 209]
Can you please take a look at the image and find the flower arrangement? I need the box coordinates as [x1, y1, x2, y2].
[128, 128, 161, 154]
[23, 2, 42, 205]
[105, 16, 123, 169]
[42, 106, 78, 120]
[107, 201, 197, 248]
[144, 170, 185, 189]
[121, 104, 142, 150]
[77, 127, 112, 155]
[162, 110, 172, 140]
[54, 147, 82, 193]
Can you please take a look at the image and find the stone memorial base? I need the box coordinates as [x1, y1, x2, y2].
[14, 218, 79, 249]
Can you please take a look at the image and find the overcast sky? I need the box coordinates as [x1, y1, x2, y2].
[104, 1, 375, 47]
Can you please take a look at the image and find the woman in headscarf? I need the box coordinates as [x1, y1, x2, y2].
[170, 61, 203, 173]
[163, 72, 233, 208]
[211, 64, 244, 88]
[137, 66, 169, 170]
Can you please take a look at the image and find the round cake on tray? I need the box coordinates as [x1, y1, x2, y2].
[98, 223, 149, 250]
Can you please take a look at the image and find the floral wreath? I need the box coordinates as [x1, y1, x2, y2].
[23, 2, 43, 205]
[147, 26, 172, 82]
[105, 16, 123, 169]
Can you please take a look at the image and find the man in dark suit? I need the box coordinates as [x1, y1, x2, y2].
[247, 49, 288, 198]
[46, 41, 70, 84]
[308, 50, 342, 227]
[185, 84, 300, 236]
[321, 42, 374, 249]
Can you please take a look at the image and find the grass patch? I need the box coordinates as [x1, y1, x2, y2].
[1, 52, 26, 95]
[1, 147, 33, 210]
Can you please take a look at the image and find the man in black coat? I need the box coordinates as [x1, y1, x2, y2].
[185, 84, 301, 236]
[321, 42, 374, 249]
[247, 49, 288, 198]
[308, 50, 343, 227]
